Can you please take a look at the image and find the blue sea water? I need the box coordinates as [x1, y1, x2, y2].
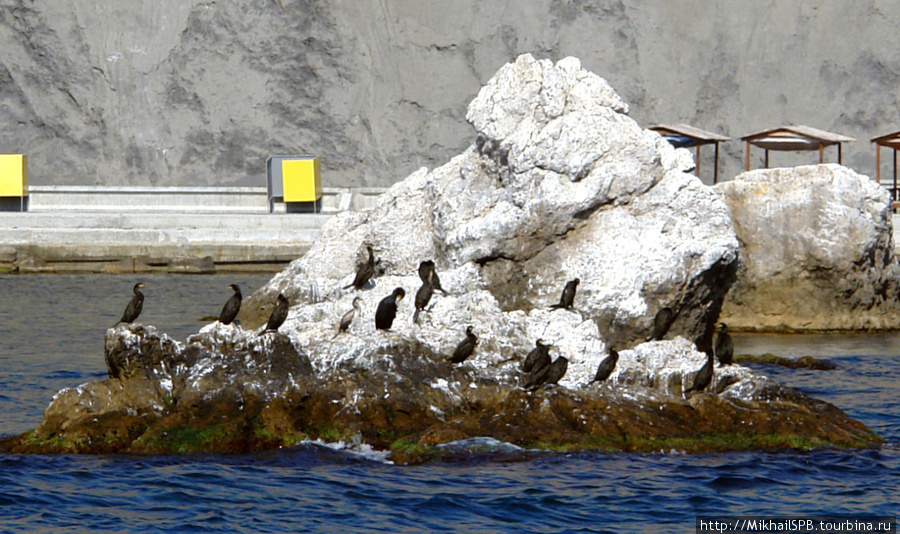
[0, 275, 898, 533]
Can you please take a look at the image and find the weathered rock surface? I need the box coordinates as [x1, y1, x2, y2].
[716, 164, 900, 331]
[0, 57, 881, 460]
[0, 325, 878, 460]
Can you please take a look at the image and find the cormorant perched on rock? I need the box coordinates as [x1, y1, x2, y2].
[375, 287, 405, 330]
[521, 339, 551, 373]
[114, 282, 145, 326]
[550, 278, 579, 310]
[263, 294, 289, 334]
[544, 356, 569, 385]
[344, 245, 376, 290]
[715, 323, 734, 366]
[524, 356, 568, 389]
[418, 260, 447, 295]
[647, 307, 674, 341]
[449, 325, 477, 363]
[685, 349, 714, 395]
[335, 297, 362, 337]
[523, 363, 549, 389]
[591, 348, 619, 383]
[219, 284, 242, 325]
[413, 268, 435, 324]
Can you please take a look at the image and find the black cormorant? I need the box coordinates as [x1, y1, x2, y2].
[685, 349, 714, 395]
[449, 325, 477, 363]
[521, 339, 551, 373]
[647, 307, 674, 341]
[550, 278, 579, 310]
[114, 282, 145, 326]
[418, 260, 447, 295]
[413, 268, 435, 324]
[714, 323, 734, 366]
[344, 245, 376, 290]
[264, 293, 289, 333]
[336, 297, 362, 337]
[524, 356, 568, 388]
[591, 348, 619, 383]
[219, 284, 242, 325]
[375, 287, 405, 330]
[544, 356, 569, 385]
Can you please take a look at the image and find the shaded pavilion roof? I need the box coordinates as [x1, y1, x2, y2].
[649, 124, 730, 148]
[741, 125, 855, 151]
[871, 130, 900, 150]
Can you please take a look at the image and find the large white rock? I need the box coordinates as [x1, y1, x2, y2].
[244, 54, 740, 391]
[715, 163, 900, 331]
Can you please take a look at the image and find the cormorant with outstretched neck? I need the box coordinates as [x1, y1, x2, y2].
[647, 307, 674, 341]
[263, 294, 289, 334]
[591, 348, 619, 383]
[344, 245, 376, 290]
[522, 339, 551, 373]
[413, 268, 435, 324]
[449, 325, 477, 363]
[715, 323, 734, 366]
[550, 278, 579, 310]
[685, 349, 714, 395]
[219, 284, 242, 325]
[114, 282, 145, 326]
[418, 260, 447, 295]
[375, 287, 405, 330]
[335, 297, 362, 337]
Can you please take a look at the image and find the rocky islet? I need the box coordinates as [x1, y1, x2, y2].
[0, 55, 887, 461]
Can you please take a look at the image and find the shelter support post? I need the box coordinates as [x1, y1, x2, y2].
[713, 142, 720, 184]
[695, 146, 700, 177]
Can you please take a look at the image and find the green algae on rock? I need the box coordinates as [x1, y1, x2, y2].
[0, 326, 881, 463]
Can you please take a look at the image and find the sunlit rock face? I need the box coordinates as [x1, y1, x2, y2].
[245, 54, 740, 354]
[716, 163, 900, 331]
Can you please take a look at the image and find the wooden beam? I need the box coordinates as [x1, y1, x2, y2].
[714, 141, 720, 184]
[695, 146, 701, 177]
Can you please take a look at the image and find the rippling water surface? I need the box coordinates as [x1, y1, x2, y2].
[1, 275, 898, 533]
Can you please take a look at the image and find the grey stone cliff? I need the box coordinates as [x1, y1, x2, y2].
[1, 1, 899, 187]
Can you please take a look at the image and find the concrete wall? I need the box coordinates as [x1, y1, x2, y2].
[25, 185, 385, 213]
[1, 2, 899, 188]
[0, 186, 387, 272]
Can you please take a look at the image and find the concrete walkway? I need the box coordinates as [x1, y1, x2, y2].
[0, 186, 387, 274]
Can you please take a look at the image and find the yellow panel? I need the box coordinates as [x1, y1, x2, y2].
[0, 154, 27, 197]
[282, 157, 321, 202]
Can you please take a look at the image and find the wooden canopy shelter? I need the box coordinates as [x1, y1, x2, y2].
[741, 125, 855, 171]
[649, 124, 730, 183]
[871, 130, 900, 203]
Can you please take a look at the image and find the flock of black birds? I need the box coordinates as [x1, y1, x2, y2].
[112, 282, 290, 335]
[112, 244, 736, 395]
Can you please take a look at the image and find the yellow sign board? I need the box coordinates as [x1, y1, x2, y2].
[282, 157, 321, 202]
[0, 154, 27, 197]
